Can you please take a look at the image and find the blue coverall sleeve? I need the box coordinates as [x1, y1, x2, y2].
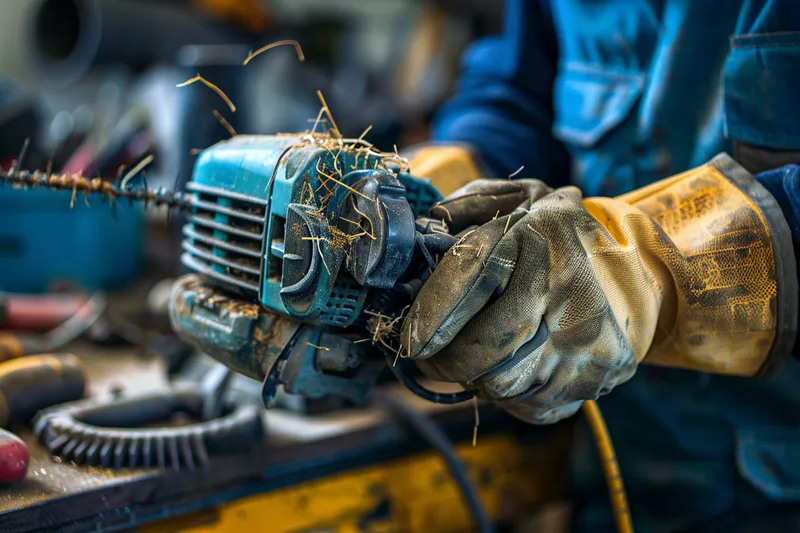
[431, 0, 571, 186]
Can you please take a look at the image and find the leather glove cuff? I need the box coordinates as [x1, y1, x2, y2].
[615, 153, 798, 377]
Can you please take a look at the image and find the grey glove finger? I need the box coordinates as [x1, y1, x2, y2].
[412, 231, 550, 385]
[430, 179, 552, 234]
[402, 209, 531, 361]
[407, 189, 585, 381]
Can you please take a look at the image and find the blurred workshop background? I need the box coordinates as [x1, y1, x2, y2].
[0, 2, 575, 533]
[0, 0, 500, 293]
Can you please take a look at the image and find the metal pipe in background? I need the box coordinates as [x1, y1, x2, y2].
[0, 0, 240, 88]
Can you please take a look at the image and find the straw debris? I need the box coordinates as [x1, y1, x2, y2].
[177, 75, 237, 113]
[244, 40, 305, 65]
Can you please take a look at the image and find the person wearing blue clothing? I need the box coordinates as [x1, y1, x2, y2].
[401, 1, 800, 531]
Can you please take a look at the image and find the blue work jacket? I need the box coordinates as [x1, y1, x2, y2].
[433, 1, 800, 531]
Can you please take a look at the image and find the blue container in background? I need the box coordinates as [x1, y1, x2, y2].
[0, 188, 143, 293]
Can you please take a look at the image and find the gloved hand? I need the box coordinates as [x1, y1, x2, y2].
[402, 154, 797, 424]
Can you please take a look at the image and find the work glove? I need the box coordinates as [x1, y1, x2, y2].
[404, 142, 489, 196]
[402, 153, 798, 424]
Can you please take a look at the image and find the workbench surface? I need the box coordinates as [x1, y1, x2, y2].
[0, 344, 568, 533]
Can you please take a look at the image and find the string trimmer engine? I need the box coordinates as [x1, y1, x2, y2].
[169, 134, 456, 405]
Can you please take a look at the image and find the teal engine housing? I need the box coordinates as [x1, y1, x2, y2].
[180, 134, 441, 327]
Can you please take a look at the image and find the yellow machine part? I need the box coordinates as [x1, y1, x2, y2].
[143, 433, 569, 533]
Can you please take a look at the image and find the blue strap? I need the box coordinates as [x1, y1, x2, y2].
[755, 166, 800, 246]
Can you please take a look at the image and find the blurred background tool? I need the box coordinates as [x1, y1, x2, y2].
[0, 0, 252, 88]
[0, 294, 105, 359]
[0, 0, 257, 295]
[0, 186, 143, 293]
[0, 353, 86, 486]
[0, 293, 88, 333]
[0, 429, 29, 485]
[0, 353, 87, 427]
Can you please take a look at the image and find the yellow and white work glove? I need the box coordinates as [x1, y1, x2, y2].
[402, 153, 798, 424]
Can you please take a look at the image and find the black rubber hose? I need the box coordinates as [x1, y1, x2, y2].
[369, 390, 493, 533]
[383, 350, 476, 405]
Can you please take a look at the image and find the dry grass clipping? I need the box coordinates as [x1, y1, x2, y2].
[316, 90, 342, 138]
[357, 125, 373, 142]
[244, 40, 305, 65]
[508, 166, 524, 179]
[177, 75, 237, 113]
[120, 154, 154, 190]
[365, 307, 410, 365]
[212, 109, 238, 137]
[472, 395, 480, 446]
[317, 166, 371, 201]
[306, 342, 330, 351]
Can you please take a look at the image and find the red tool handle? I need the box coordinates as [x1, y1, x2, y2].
[2, 295, 87, 332]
